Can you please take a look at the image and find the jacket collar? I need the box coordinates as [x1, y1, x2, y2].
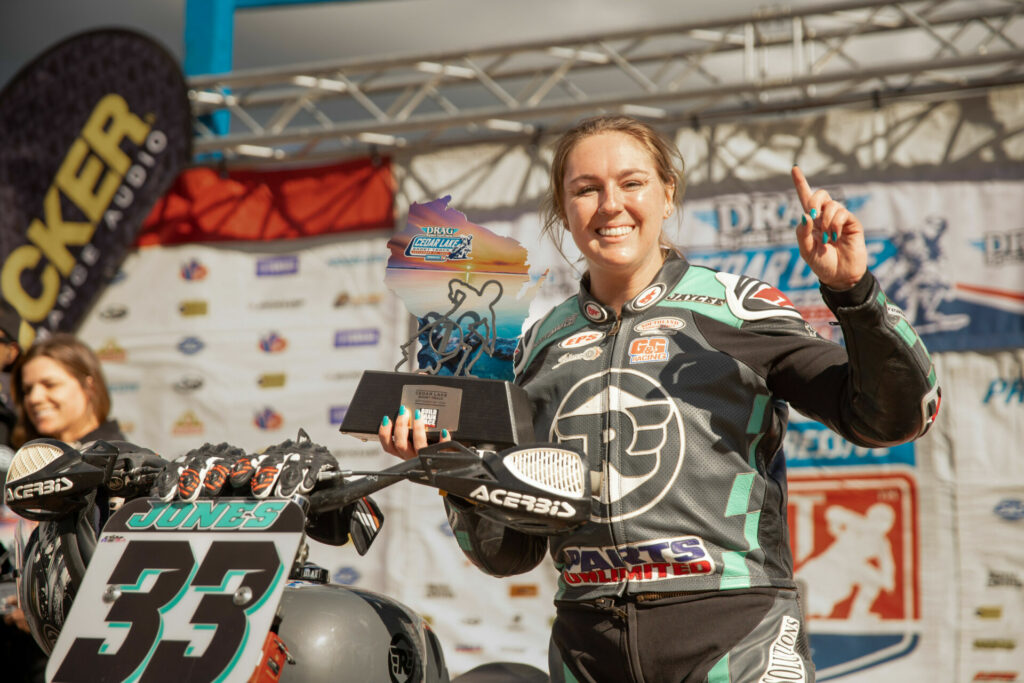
[578, 251, 690, 322]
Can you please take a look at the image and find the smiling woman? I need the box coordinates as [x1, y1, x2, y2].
[10, 334, 124, 448]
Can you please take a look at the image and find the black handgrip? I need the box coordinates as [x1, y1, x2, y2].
[308, 457, 423, 514]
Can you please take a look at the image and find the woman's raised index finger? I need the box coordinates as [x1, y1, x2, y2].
[791, 165, 814, 210]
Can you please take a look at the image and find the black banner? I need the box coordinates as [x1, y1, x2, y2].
[0, 29, 191, 342]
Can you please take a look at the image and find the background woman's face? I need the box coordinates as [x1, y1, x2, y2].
[562, 131, 673, 279]
[20, 356, 97, 442]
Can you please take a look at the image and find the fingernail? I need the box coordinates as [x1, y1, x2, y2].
[822, 232, 828, 244]
[414, 409, 421, 420]
[809, 208, 818, 219]
[442, 429, 449, 438]
[398, 405, 407, 417]
[801, 214, 807, 226]
[381, 415, 390, 427]
[831, 231, 838, 242]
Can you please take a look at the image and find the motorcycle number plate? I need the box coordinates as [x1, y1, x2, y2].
[46, 497, 304, 683]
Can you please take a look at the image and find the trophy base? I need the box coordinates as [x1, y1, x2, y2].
[339, 371, 535, 449]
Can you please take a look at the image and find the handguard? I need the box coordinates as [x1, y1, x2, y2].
[3, 439, 107, 521]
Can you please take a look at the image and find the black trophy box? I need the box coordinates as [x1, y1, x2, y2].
[340, 370, 535, 448]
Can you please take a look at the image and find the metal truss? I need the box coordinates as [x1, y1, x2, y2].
[189, 0, 1024, 163]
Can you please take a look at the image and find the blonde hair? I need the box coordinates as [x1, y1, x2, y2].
[540, 114, 686, 260]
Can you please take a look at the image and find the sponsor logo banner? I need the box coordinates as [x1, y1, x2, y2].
[0, 29, 191, 343]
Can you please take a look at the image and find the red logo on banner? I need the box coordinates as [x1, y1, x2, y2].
[789, 472, 919, 621]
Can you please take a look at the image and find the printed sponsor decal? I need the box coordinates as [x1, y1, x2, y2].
[258, 373, 286, 389]
[979, 229, 1024, 265]
[98, 304, 129, 321]
[254, 407, 283, 431]
[628, 336, 669, 364]
[108, 381, 139, 393]
[173, 375, 204, 393]
[560, 536, 713, 586]
[632, 284, 665, 310]
[95, 340, 127, 362]
[178, 299, 208, 316]
[468, 484, 576, 518]
[789, 471, 919, 678]
[404, 226, 473, 263]
[7, 476, 74, 501]
[124, 499, 287, 530]
[993, 498, 1024, 521]
[552, 346, 603, 369]
[508, 585, 538, 598]
[583, 301, 608, 323]
[983, 375, 1024, 404]
[988, 570, 1023, 588]
[249, 298, 304, 311]
[538, 314, 578, 344]
[759, 616, 807, 683]
[333, 567, 360, 585]
[973, 639, 1017, 650]
[172, 411, 204, 435]
[634, 317, 686, 334]
[716, 272, 802, 323]
[258, 332, 288, 353]
[256, 255, 299, 277]
[426, 584, 455, 598]
[973, 672, 1020, 681]
[665, 292, 725, 306]
[180, 258, 208, 281]
[559, 331, 604, 349]
[334, 328, 380, 347]
[329, 405, 348, 425]
[177, 336, 204, 355]
[975, 606, 1003, 619]
[333, 291, 383, 307]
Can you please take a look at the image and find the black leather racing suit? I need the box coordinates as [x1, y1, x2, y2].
[444, 254, 939, 680]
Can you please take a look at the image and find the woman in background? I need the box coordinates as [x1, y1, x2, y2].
[11, 333, 124, 448]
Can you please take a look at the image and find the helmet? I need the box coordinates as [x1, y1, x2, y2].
[276, 579, 449, 682]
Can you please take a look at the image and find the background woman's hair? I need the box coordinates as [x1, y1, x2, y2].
[10, 333, 111, 446]
[539, 114, 687, 263]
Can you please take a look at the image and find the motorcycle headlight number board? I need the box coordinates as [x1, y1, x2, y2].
[46, 497, 304, 683]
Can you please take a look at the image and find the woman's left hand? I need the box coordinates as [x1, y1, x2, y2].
[791, 166, 868, 290]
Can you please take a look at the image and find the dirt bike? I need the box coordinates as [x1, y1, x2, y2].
[2, 432, 589, 682]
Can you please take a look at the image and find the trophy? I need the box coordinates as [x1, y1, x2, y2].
[339, 196, 543, 449]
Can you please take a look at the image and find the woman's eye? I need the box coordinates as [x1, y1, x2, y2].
[574, 185, 597, 196]
[623, 179, 644, 190]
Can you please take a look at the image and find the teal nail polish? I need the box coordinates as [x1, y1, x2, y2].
[801, 214, 807, 226]
[832, 231, 838, 242]
[822, 232, 829, 244]
[809, 208, 818, 219]
[442, 429, 449, 438]
[790, 218, 797, 228]
[398, 405, 407, 417]
[414, 409, 421, 420]
[381, 415, 390, 427]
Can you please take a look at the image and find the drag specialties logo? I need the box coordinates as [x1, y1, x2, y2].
[177, 336, 204, 355]
[334, 328, 380, 348]
[256, 255, 299, 277]
[551, 368, 684, 523]
[788, 472, 919, 678]
[124, 499, 287, 531]
[560, 536, 713, 586]
[258, 332, 288, 353]
[404, 226, 473, 263]
[388, 632, 419, 683]
[95, 339, 127, 362]
[426, 583, 455, 598]
[254, 408, 283, 431]
[180, 258, 208, 281]
[559, 331, 604, 350]
[628, 336, 669, 364]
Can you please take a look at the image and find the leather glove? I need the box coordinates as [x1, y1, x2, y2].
[152, 443, 246, 501]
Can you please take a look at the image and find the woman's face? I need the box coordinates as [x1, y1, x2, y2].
[562, 131, 674, 281]
[20, 356, 98, 443]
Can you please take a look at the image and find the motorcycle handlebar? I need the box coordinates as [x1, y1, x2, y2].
[307, 457, 424, 514]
